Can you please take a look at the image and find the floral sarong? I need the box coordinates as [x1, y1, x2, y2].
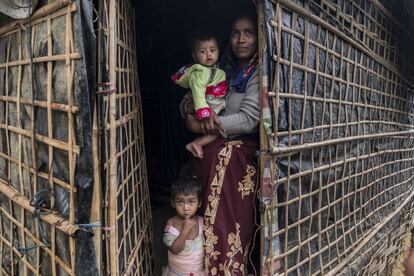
[192, 135, 258, 275]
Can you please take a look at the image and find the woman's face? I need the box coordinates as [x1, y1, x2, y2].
[230, 18, 257, 66]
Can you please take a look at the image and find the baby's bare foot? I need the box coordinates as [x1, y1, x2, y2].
[186, 142, 203, 159]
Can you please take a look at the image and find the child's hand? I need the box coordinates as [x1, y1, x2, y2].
[181, 217, 196, 236]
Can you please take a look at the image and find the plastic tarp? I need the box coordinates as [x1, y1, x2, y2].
[0, 0, 39, 19]
[0, 0, 97, 274]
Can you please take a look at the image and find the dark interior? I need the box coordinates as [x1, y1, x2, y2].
[135, 0, 257, 206]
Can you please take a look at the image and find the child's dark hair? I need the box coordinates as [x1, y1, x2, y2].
[189, 30, 220, 52]
[171, 176, 202, 201]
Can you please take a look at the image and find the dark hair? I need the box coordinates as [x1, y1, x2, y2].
[170, 176, 202, 201]
[231, 10, 258, 30]
[189, 30, 220, 52]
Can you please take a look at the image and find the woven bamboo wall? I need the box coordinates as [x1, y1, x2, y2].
[96, 0, 154, 275]
[0, 0, 153, 274]
[0, 2, 92, 275]
[261, 0, 414, 275]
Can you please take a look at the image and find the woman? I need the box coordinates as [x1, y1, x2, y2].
[185, 13, 260, 276]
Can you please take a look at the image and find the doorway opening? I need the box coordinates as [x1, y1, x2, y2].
[134, 0, 258, 273]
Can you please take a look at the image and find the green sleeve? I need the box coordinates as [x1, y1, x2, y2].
[188, 65, 210, 111]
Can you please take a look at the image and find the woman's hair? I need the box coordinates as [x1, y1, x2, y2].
[171, 176, 202, 201]
[231, 10, 258, 30]
[189, 30, 221, 52]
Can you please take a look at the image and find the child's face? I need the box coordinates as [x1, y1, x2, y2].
[171, 193, 201, 219]
[192, 39, 219, 67]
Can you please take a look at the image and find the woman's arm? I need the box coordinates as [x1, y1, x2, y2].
[185, 113, 223, 135]
[219, 72, 260, 136]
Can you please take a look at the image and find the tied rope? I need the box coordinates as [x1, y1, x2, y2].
[78, 221, 114, 233]
[29, 189, 54, 249]
[17, 244, 50, 260]
[29, 189, 54, 218]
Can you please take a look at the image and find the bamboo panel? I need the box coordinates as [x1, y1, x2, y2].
[261, 0, 414, 275]
[96, 0, 154, 274]
[0, 2, 95, 275]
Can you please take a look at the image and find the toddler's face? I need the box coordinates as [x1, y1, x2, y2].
[193, 39, 219, 67]
[172, 193, 201, 219]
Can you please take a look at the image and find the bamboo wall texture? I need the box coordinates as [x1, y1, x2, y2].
[0, 0, 154, 275]
[96, 0, 154, 275]
[0, 2, 86, 275]
[261, 0, 414, 274]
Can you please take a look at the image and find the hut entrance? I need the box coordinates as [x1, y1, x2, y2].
[135, 0, 257, 204]
[133, 0, 258, 273]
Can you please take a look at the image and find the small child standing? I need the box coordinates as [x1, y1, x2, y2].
[163, 176, 205, 276]
[172, 32, 227, 159]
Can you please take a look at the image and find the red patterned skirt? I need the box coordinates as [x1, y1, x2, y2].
[192, 135, 259, 275]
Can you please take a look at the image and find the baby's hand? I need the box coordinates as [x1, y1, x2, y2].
[181, 217, 196, 236]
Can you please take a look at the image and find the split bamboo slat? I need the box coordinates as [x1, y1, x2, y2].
[96, 0, 154, 275]
[0, 2, 82, 276]
[261, 0, 414, 275]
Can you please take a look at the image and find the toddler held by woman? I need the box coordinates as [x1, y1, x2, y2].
[172, 32, 227, 159]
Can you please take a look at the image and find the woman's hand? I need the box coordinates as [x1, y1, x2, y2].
[185, 113, 224, 135]
[200, 112, 224, 135]
[185, 114, 203, 134]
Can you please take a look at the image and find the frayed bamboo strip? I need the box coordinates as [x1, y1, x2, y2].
[391, 231, 412, 276]
[326, 188, 414, 276]
[0, 180, 79, 236]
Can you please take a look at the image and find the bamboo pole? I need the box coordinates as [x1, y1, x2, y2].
[270, 130, 414, 156]
[0, 53, 81, 69]
[0, 180, 79, 236]
[0, 95, 78, 113]
[257, 0, 270, 274]
[0, 124, 81, 154]
[91, 102, 103, 273]
[108, 0, 119, 275]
